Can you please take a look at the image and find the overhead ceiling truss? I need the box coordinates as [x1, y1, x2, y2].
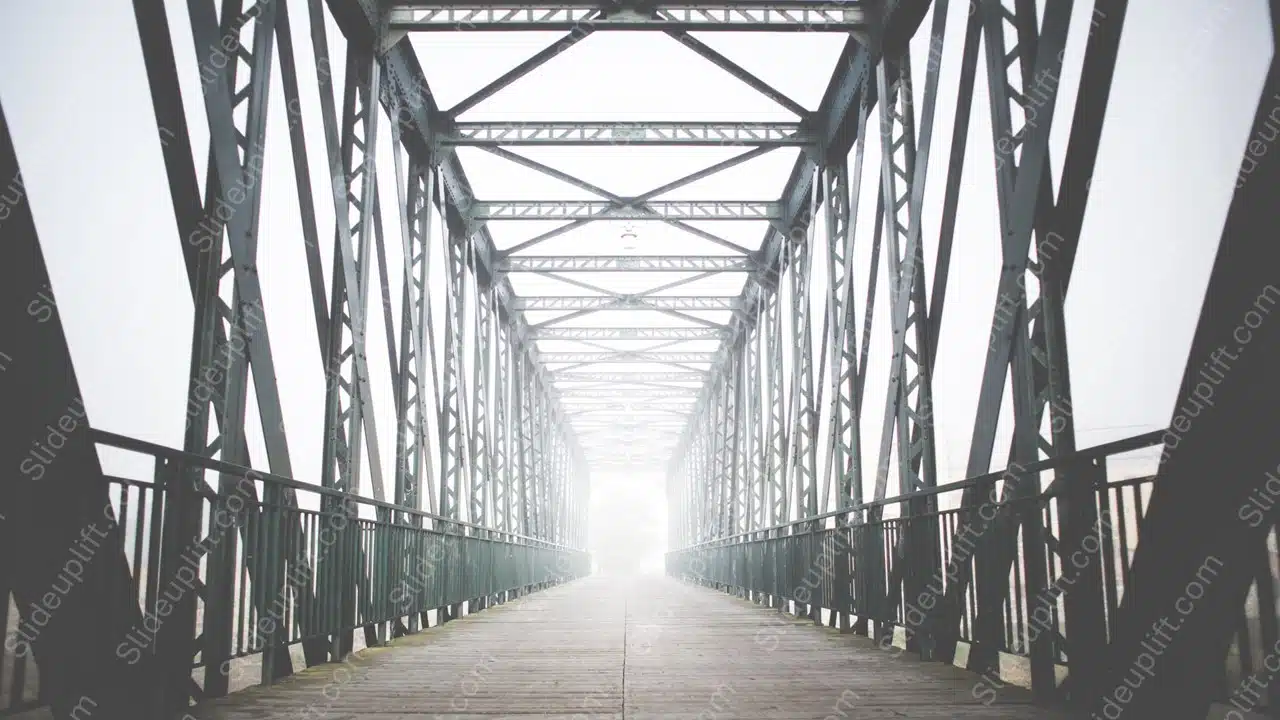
[441, 121, 811, 146]
[8, 0, 1272, 715]
[470, 199, 780, 222]
[384, 2, 871, 32]
[501, 256, 754, 273]
[533, 326, 726, 340]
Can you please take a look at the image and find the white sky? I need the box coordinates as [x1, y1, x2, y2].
[0, 0, 1273, 573]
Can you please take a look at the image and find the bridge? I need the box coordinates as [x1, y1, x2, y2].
[1, 0, 1278, 718]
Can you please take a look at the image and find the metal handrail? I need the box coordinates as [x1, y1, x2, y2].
[91, 427, 583, 551]
[669, 429, 1164, 551]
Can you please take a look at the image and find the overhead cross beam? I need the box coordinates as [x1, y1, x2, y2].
[534, 326, 726, 340]
[484, 145, 765, 255]
[554, 372, 705, 383]
[471, 200, 780, 221]
[541, 351, 718, 363]
[564, 406, 695, 415]
[442, 121, 811, 146]
[523, 269, 736, 331]
[573, 420, 692, 428]
[517, 295, 740, 311]
[578, 434, 684, 442]
[385, 2, 870, 32]
[558, 390, 699, 401]
[501, 256, 755, 272]
[567, 404, 693, 414]
[563, 392, 699, 402]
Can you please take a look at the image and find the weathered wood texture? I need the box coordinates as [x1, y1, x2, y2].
[183, 575, 1071, 719]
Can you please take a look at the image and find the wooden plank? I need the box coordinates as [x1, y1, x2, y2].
[183, 576, 1070, 719]
[625, 578, 1070, 719]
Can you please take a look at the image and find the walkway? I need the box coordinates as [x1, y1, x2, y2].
[186, 575, 1068, 719]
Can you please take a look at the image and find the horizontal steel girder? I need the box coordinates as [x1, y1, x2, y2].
[557, 388, 700, 398]
[565, 399, 694, 409]
[582, 443, 681, 450]
[500, 255, 754, 272]
[517, 296, 740, 311]
[541, 351, 717, 363]
[581, 436, 681, 442]
[575, 425, 686, 432]
[581, 433, 682, 439]
[553, 372, 706, 383]
[586, 443, 678, 448]
[445, 120, 808, 146]
[443, 121, 810, 146]
[569, 408, 692, 418]
[583, 448, 680, 455]
[533, 326, 726, 340]
[470, 200, 780, 221]
[565, 399, 696, 412]
[385, 2, 869, 31]
[588, 457, 672, 461]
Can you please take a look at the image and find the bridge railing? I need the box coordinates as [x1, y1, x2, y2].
[666, 430, 1279, 708]
[1, 428, 589, 715]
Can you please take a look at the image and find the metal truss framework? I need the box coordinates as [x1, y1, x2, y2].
[470, 199, 780, 221]
[516, 295, 740, 311]
[541, 351, 716, 363]
[555, 372, 706, 383]
[4, 0, 1277, 718]
[442, 121, 810, 146]
[3, 0, 601, 713]
[385, 2, 871, 32]
[557, 388, 701, 398]
[500, 256, 755, 272]
[660, 0, 1280, 717]
[533, 326, 727, 340]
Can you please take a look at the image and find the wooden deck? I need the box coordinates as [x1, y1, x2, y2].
[186, 575, 1072, 719]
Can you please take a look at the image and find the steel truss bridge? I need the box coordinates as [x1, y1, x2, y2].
[1, 0, 1278, 718]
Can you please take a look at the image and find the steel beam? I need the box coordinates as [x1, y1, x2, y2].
[311, 0, 399, 654]
[533, 326, 725, 340]
[492, 322, 514, 535]
[565, 403, 694, 414]
[438, 231, 470, 524]
[764, 290, 788, 527]
[448, 28, 592, 115]
[744, 320, 765, 532]
[328, 0, 588, 558]
[666, 30, 809, 117]
[470, 281, 495, 528]
[516, 295, 740, 311]
[385, 2, 869, 32]
[311, 2, 388, 504]
[501, 256, 753, 272]
[1095, 48, 1280, 716]
[540, 351, 717, 364]
[667, 24, 881, 538]
[389, 132, 438, 521]
[471, 200, 780, 221]
[557, 388, 700, 399]
[935, 0, 1080, 680]
[553, 372, 705, 383]
[822, 153, 866, 525]
[786, 178, 819, 534]
[443, 121, 810, 146]
[191, 0, 287, 688]
[0, 89, 155, 720]
[138, 0, 337, 679]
